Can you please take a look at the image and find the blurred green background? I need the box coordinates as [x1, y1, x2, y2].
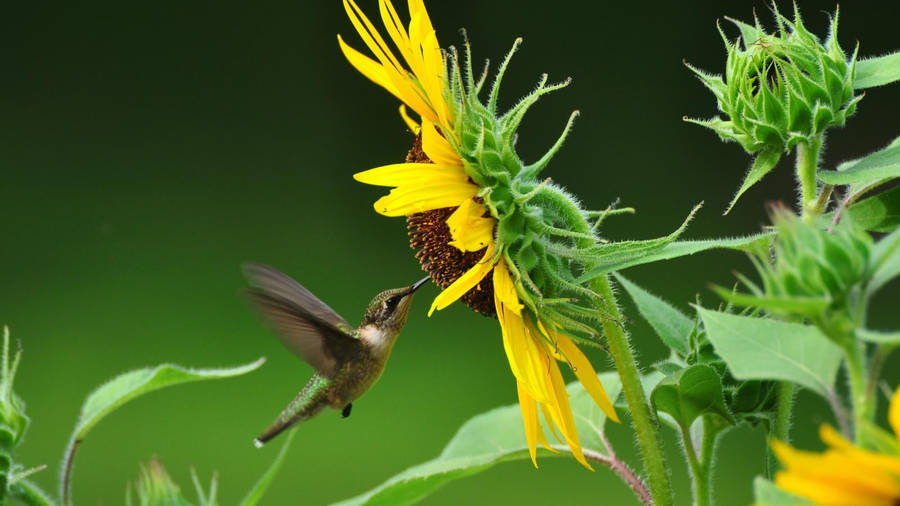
[2, 0, 899, 504]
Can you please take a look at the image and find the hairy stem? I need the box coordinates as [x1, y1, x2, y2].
[796, 138, 822, 221]
[767, 382, 795, 477]
[9, 480, 56, 506]
[844, 340, 874, 443]
[543, 185, 673, 506]
[552, 445, 652, 506]
[680, 423, 709, 506]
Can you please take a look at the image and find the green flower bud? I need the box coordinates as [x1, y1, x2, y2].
[130, 459, 195, 506]
[0, 327, 29, 452]
[726, 207, 872, 337]
[686, 4, 862, 213]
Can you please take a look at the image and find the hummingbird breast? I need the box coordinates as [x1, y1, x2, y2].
[328, 352, 388, 408]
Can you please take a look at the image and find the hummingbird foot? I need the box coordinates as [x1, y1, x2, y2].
[342, 403, 352, 418]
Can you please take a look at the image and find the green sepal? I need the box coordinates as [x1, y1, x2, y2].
[725, 148, 782, 214]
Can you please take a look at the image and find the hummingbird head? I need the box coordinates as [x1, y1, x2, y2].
[361, 276, 430, 332]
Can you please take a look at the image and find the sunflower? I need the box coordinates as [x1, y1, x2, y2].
[771, 387, 900, 505]
[338, 0, 619, 468]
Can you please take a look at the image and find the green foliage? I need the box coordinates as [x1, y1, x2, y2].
[854, 51, 900, 89]
[239, 428, 297, 506]
[127, 459, 198, 506]
[869, 226, 900, 294]
[62, 358, 265, 505]
[818, 134, 900, 186]
[697, 308, 842, 398]
[753, 477, 809, 505]
[847, 185, 900, 232]
[614, 274, 692, 355]
[332, 374, 623, 506]
[651, 365, 733, 431]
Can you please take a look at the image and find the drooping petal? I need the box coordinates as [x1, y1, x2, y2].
[495, 301, 551, 403]
[446, 199, 494, 252]
[517, 381, 541, 468]
[428, 242, 496, 315]
[542, 352, 591, 470]
[554, 333, 620, 423]
[492, 260, 523, 315]
[819, 425, 900, 475]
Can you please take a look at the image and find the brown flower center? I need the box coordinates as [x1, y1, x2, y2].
[405, 135, 496, 317]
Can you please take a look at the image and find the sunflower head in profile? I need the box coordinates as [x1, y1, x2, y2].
[339, 0, 624, 468]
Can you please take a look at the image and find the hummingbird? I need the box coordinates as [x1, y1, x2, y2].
[243, 263, 429, 447]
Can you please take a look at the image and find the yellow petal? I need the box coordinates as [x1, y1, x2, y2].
[421, 121, 461, 166]
[819, 425, 900, 475]
[343, 0, 403, 75]
[337, 35, 401, 99]
[495, 303, 551, 403]
[554, 333, 620, 423]
[373, 181, 478, 216]
[492, 260, 523, 315]
[429, 242, 496, 314]
[398, 105, 420, 134]
[446, 199, 494, 252]
[891, 387, 900, 441]
[354, 162, 467, 187]
[775, 471, 898, 506]
[517, 381, 540, 468]
[543, 354, 591, 470]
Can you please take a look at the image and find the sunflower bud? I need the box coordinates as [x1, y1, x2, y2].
[130, 459, 194, 506]
[686, 4, 862, 213]
[726, 207, 872, 338]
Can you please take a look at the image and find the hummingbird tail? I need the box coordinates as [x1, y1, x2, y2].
[254, 420, 297, 447]
[254, 376, 331, 447]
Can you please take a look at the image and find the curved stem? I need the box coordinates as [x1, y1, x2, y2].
[551, 445, 652, 506]
[796, 138, 822, 221]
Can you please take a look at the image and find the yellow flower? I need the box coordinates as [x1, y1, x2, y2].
[339, 0, 619, 468]
[771, 387, 900, 505]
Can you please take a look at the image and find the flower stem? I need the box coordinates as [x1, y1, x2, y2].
[796, 138, 822, 221]
[9, 480, 56, 506]
[844, 339, 875, 443]
[679, 423, 709, 506]
[552, 444, 652, 506]
[542, 186, 673, 506]
[767, 382, 795, 477]
[591, 275, 674, 506]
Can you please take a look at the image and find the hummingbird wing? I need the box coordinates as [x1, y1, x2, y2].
[244, 263, 360, 379]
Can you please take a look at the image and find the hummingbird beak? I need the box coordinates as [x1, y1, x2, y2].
[406, 276, 431, 295]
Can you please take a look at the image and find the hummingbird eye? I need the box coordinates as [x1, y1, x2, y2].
[384, 295, 401, 313]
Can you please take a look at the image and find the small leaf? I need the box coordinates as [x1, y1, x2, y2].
[819, 135, 900, 186]
[698, 308, 842, 398]
[240, 428, 297, 506]
[710, 284, 831, 319]
[332, 374, 623, 506]
[651, 364, 733, 431]
[725, 149, 782, 214]
[869, 226, 900, 294]
[854, 51, 900, 89]
[576, 233, 772, 282]
[615, 274, 692, 355]
[753, 476, 810, 505]
[61, 358, 265, 505]
[848, 185, 900, 233]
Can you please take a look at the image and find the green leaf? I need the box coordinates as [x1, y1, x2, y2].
[332, 374, 623, 506]
[576, 233, 771, 283]
[710, 284, 831, 319]
[857, 328, 900, 345]
[847, 185, 900, 232]
[854, 51, 900, 89]
[697, 308, 842, 398]
[614, 274, 692, 355]
[753, 476, 810, 505]
[240, 428, 297, 506]
[870, 226, 900, 293]
[819, 135, 900, 186]
[651, 364, 733, 431]
[61, 358, 265, 505]
[726, 148, 782, 214]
